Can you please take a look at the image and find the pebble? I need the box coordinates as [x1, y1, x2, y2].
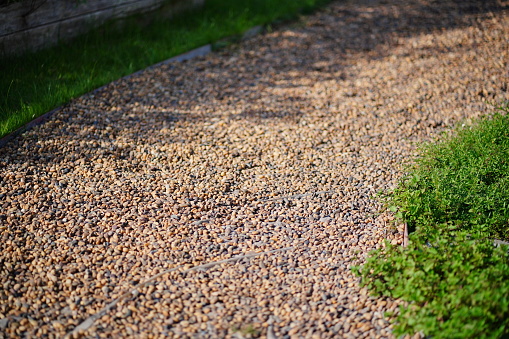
[0, 0, 508, 338]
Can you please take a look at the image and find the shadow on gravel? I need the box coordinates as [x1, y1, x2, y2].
[121, 0, 508, 120]
[1, 0, 507, 164]
[250, 0, 508, 87]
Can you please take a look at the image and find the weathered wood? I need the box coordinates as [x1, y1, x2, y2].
[0, 0, 167, 35]
[0, 0, 205, 57]
[1, 21, 60, 55]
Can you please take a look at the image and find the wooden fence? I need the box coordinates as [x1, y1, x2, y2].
[0, 0, 204, 57]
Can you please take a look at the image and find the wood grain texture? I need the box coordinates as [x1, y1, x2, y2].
[0, 0, 204, 56]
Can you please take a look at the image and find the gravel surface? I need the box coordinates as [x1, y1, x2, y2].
[1, 0, 508, 338]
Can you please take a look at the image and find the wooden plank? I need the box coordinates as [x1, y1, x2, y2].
[111, 0, 164, 19]
[0, 0, 203, 56]
[0, 22, 59, 55]
[0, 0, 28, 36]
[57, 8, 115, 42]
[0, 0, 176, 36]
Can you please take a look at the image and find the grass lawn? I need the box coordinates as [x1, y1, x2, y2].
[0, 0, 332, 138]
[354, 103, 509, 338]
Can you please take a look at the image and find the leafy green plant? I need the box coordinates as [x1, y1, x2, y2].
[355, 229, 509, 338]
[232, 324, 261, 337]
[354, 103, 509, 338]
[393, 104, 509, 240]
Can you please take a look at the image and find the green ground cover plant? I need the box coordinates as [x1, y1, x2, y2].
[354, 103, 509, 338]
[394, 105, 509, 241]
[0, 0, 331, 138]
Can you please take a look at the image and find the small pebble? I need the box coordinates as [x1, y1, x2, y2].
[0, 0, 508, 338]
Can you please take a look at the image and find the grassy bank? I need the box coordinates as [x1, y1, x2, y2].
[355, 103, 509, 338]
[0, 0, 332, 138]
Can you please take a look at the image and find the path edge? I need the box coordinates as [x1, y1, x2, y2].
[0, 25, 265, 149]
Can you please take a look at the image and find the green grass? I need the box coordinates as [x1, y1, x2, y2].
[0, 0, 332, 138]
[354, 103, 509, 338]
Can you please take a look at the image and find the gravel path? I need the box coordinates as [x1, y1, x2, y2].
[1, 0, 508, 338]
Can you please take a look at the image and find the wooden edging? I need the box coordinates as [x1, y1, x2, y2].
[0, 106, 62, 149]
[0, 25, 264, 150]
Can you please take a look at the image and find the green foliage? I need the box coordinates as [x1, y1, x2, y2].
[393, 104, 509, 240]
[354, 104, 509, 337]
[0, 0, 332, 138]
[232, 324, 261, 337]
[355, 229, 509, 338]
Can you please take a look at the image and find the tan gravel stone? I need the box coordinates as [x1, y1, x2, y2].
[1, 0, 508, 338]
